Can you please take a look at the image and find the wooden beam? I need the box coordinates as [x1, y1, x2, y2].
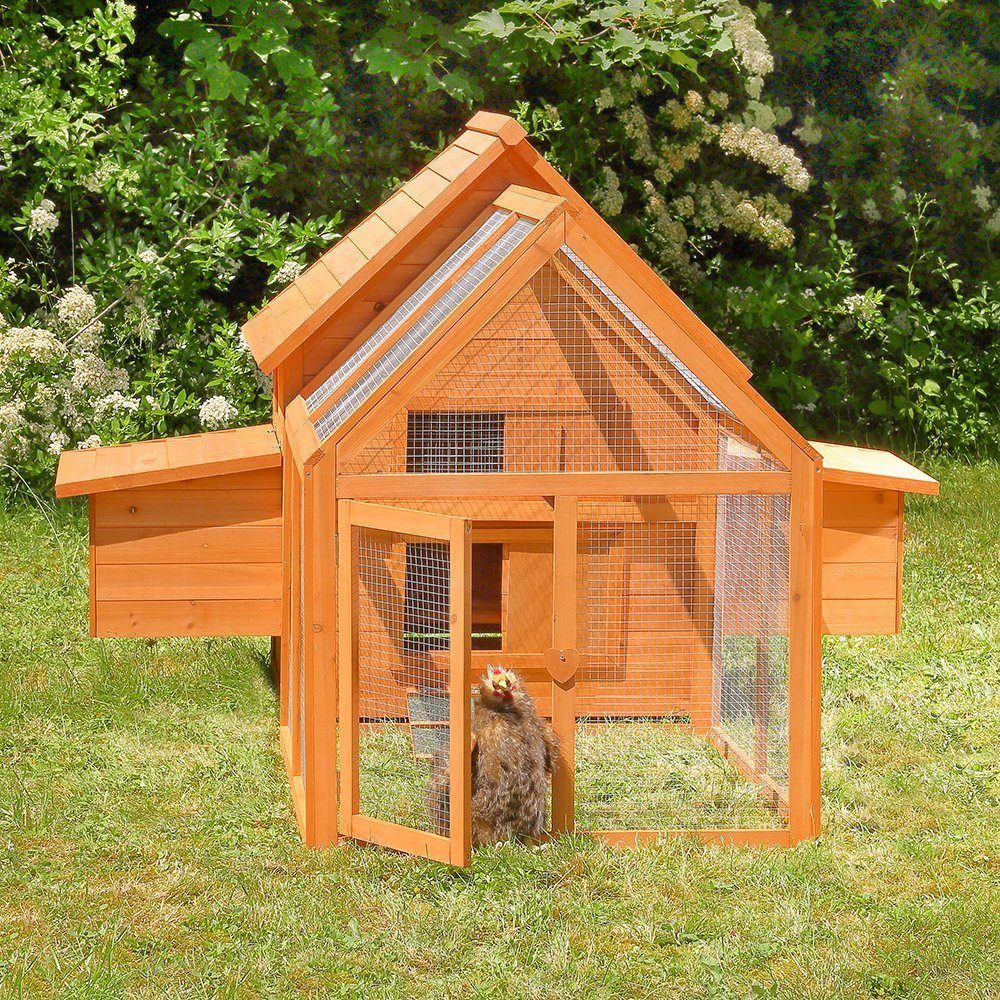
[592, 828, 790, 848]
[550, 496, 577, 834]
[787, 448, 823, 843]
[336, 499, 359, 836]
[449, 517, 473, 866]
[338, 471, 792, 499]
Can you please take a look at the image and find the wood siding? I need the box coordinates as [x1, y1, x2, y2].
[90, 468, 282, 637]
[821, 484, 902, 635]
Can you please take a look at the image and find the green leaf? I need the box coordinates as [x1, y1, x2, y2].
[868, 399, 890, 416]
[468, 10, 516, 39]
[921, 379, 941, 397]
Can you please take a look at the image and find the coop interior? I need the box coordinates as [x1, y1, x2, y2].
[311, 213, 794, 839]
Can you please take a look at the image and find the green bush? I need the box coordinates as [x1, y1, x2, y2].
[1, 0, 996, 485]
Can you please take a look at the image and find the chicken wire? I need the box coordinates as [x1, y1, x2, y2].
[313, 217, 537, 442]
[306, 209, 512, 414]
[344, 253, 784, 475]
[354, 526, 452, 835]
[574, 494, 789, 832]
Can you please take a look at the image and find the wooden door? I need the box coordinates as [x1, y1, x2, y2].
[337, 500, 473, 865]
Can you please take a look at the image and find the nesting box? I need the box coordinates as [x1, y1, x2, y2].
[56, 112, 938, 864]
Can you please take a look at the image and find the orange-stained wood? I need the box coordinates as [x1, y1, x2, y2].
[593, 829, 790, 848]
[337, 500, 359, 835]
[55, 424, 281, 498]
[94, 489, 280, 528]
[94, 599, 280, 637]
[786, 448, 823, 843]
[550, 496, 578, 834]
[308, 454, 339, 846]
[338, 471, 791, 499]
[449, 517, 473, 866]
[92, 524, 282, 564]
[812, 440, 939, 494]
[334, 212, 569, 464]
[95, 562, 280, 601]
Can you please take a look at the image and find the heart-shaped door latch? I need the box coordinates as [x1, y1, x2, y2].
[544, 647, 579, 684]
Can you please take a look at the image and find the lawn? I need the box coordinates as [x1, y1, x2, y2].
[1, 461, 997, 998]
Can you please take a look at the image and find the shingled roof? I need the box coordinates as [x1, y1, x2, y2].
[242, 112, 527, 373]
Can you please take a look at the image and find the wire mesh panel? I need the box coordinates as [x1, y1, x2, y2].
[313, 217, 537, 441]
[344, 251, 785, 476]
[714, 493, 791, 797]
[353, 526, 453, 835]
[574, 494, 789, 832]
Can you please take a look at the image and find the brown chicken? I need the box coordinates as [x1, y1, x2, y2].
[426, 665, 560, 845]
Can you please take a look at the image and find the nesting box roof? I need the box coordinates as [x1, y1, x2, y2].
[54, 423, 280, 497]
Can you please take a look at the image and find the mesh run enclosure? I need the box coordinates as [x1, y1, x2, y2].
[354, 526, 453, 836]
[344, 250, 785, 476]
[574, 494, 790, 832]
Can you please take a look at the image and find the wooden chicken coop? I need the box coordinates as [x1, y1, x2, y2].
[56, 112, 938, 865]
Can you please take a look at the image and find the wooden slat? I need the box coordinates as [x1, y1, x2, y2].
[95, 562, 280, 600]
[593, 829, 790, 848]
[821, 599, 898, 635]
[94, 599, 281, 637]
[349, 816, 452, 864]
[338, 471, 792, 498]
[821, 562, 897, 599]
[822, 526, 897, 563]
[823, 487, 900, 527]
[94, 489, 281, 528]
[347, 501, 456, 539]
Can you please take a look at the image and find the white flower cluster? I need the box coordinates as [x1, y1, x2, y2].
[843, 292, 883, 326]
[137, 247, 159, 265]
[56, 285, 97, 330]
[987, 209, 1000, 235]
[79, 434, 103, 450]
[717, 123, 811, 191]
[71, 353, 129, 395]
[272, 260, 303, 285]
[730, 6, 773, 77]
[0, 326, 65, 366]
[592, 166, 624, 217]
[48, 430, 69, 456]
[82, 162, 115, 193]
[861, 198, 881, 222]
[29, 199, 59, 238]
[199, 395, 237, 430]
[95, 391, 140, 417]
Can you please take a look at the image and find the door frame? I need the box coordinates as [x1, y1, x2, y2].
[337, 499, 473, 865]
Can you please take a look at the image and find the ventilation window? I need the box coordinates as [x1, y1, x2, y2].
[406, 411, 505, 473]
[403, 541, 504, 651]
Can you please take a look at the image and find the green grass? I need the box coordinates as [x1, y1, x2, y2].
[2, 460, 998, 998]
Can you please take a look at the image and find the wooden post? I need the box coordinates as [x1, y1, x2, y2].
[304, 457, 338, 846]
[336, 500, 358, 838]
[787, 449, 823, 843]
[550, 496, 578, 834]
[449, 518, 473, 865]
